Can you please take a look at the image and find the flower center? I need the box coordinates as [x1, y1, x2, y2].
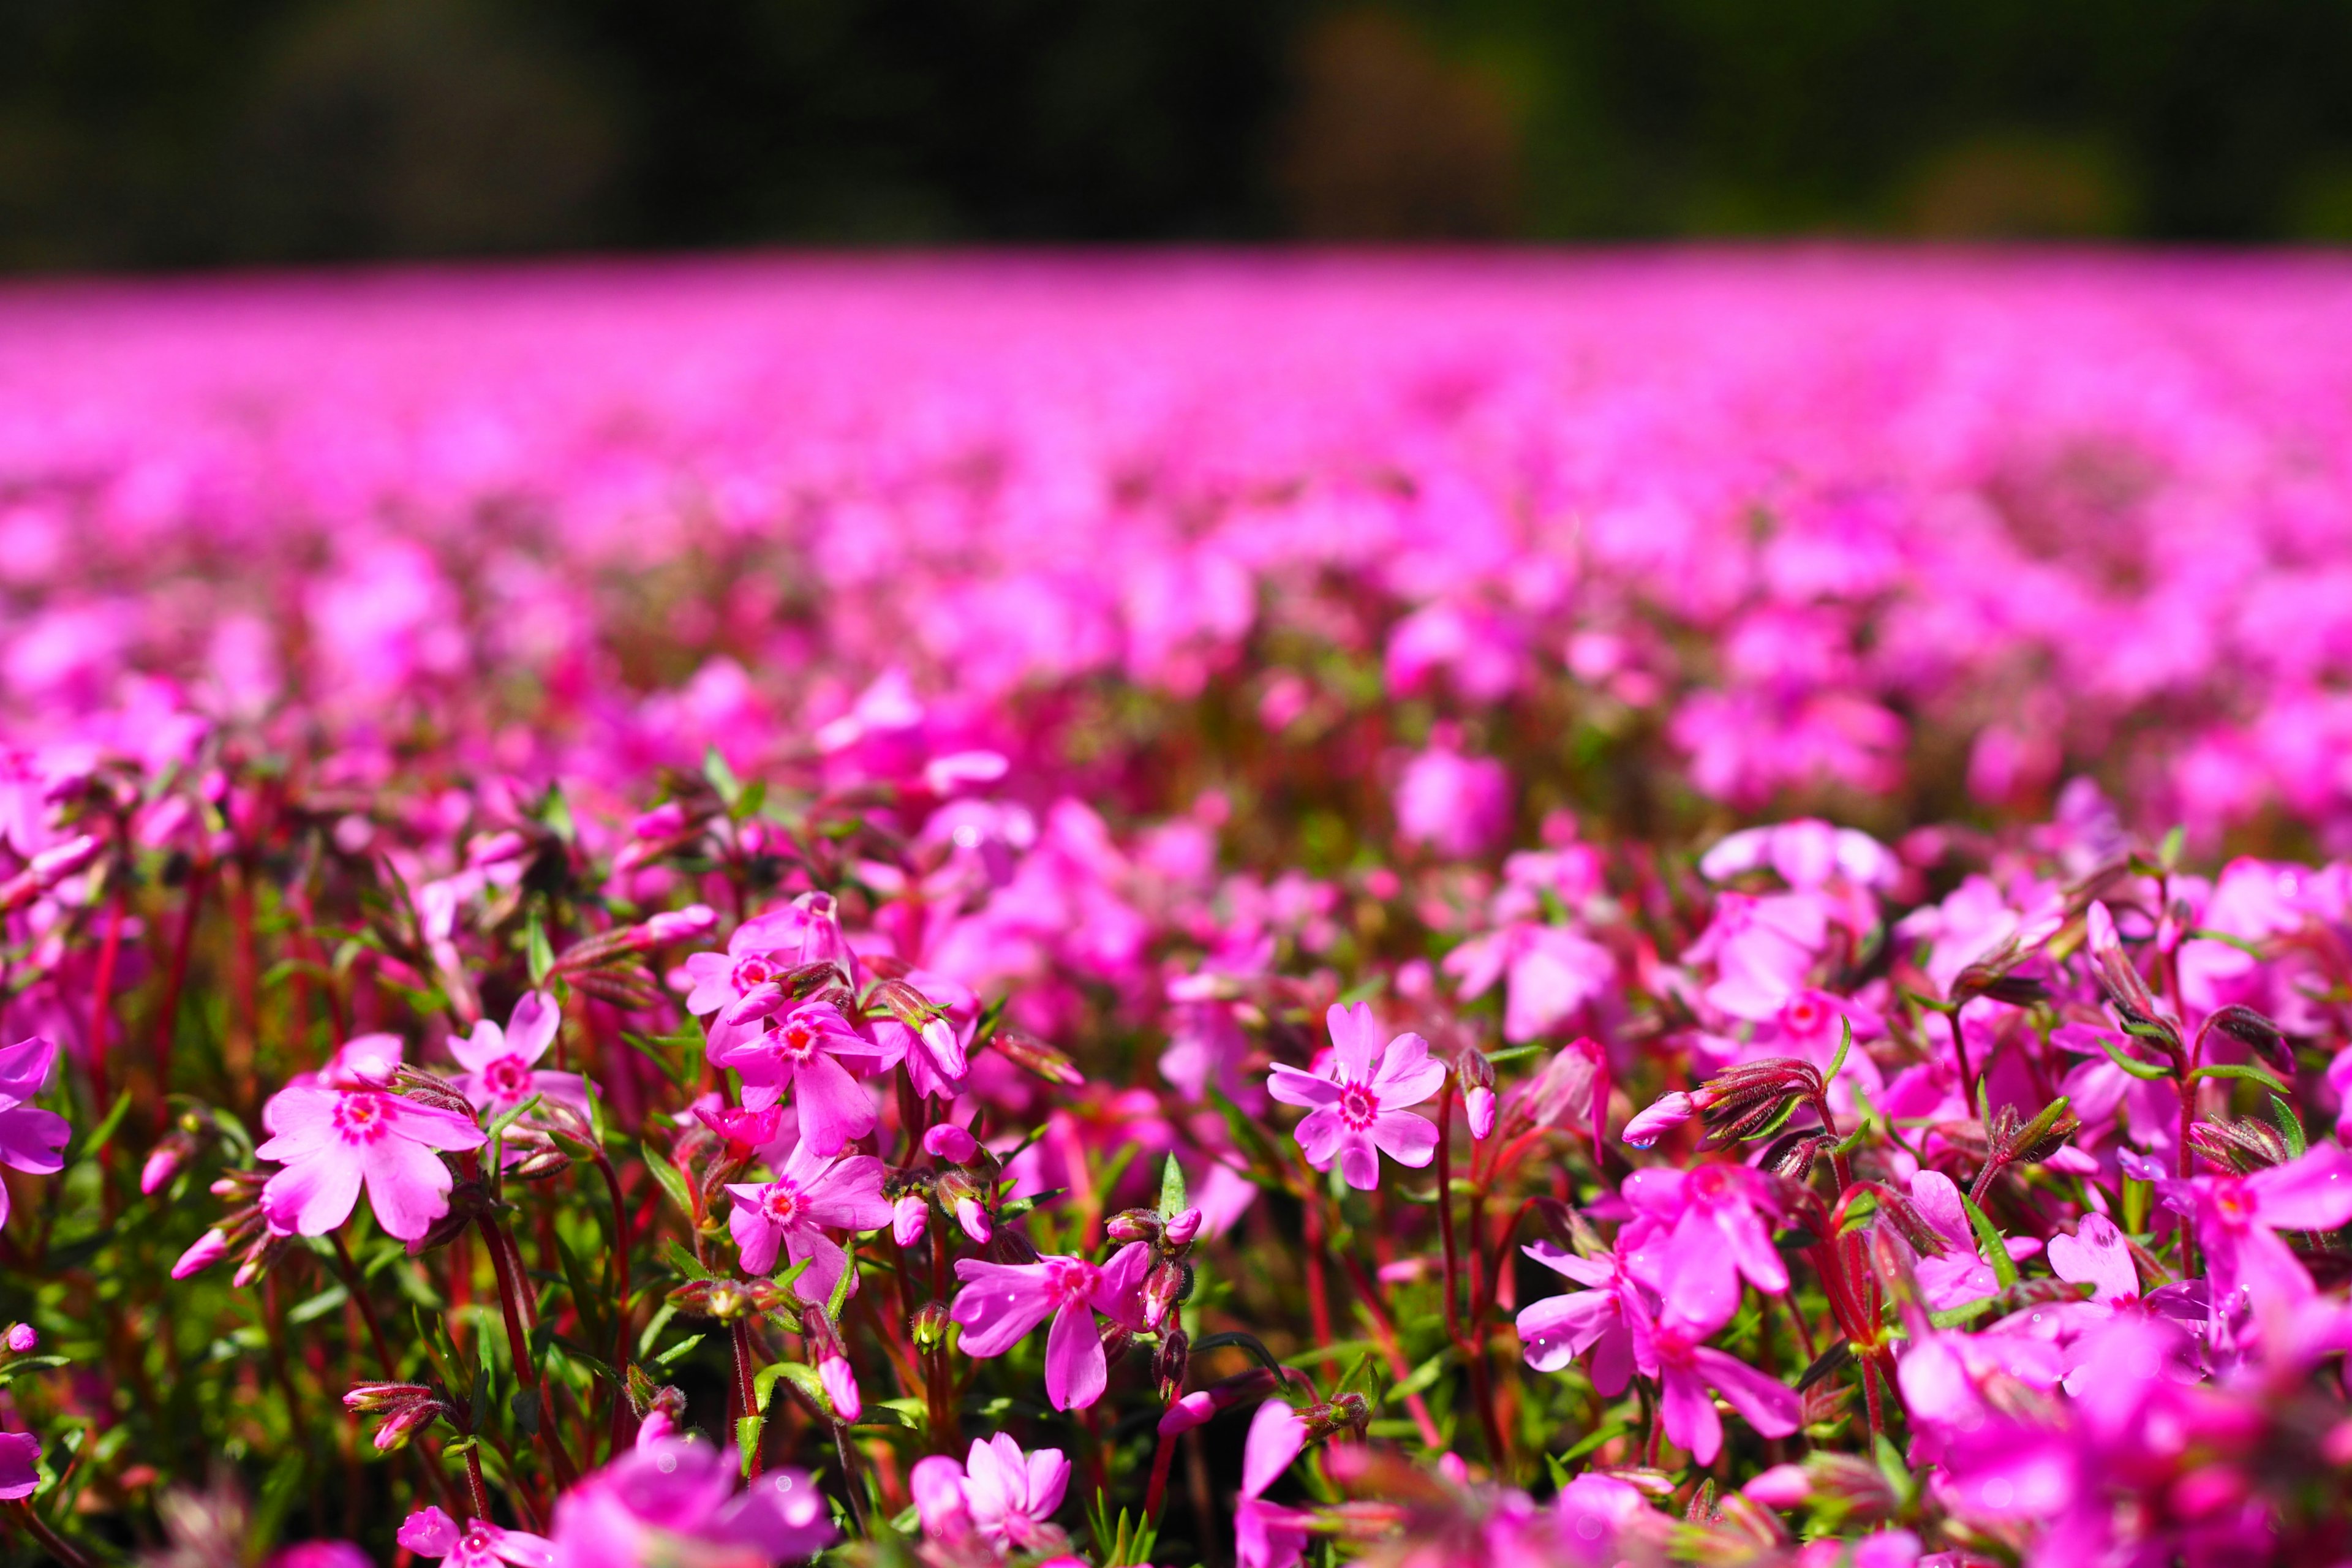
[2211, 1178, 2255, 1231]
[331, 1093, 391, 1145]
[1046, 1257, 1101, 1305]
[761, 1182, 804, 1226]
[777, 1018, 821, 1063]
[480, 1054, 532, 1102]
[1336, 1080, 1380, 1130]
[733, 955, 777, 993]
[1689, 1164, 1733, 1205]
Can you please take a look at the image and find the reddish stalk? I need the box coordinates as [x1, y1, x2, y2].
[151, 864, 210, 1131]
[479, 1214, 577, 1486]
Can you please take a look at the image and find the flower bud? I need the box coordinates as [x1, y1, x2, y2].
[341, 1380, 434, 1413]
[645, 905, 718, 944]
[4, 1324, 36, 1354]
[1154, 1328, 1189, 1405]
[892, 1193, 929, 1248]
[141, 1137, 190, 1196]
[1464, 1086, 1496, 1140]
[1621, 1092, 1694, 1148]
[911, 1300, 951, 1351]
[29, 834, 99, 884]
[954, 1197, 992, 1244]
[1743, 1464, 1811, 1508]
[1105, 1208, 1162, 1245]
[173, 1229, 232, 1280]
[993, 1030, 1085, 1087]
[1158, 1389, 1216, 1437]
[1142, 1259, 1186, 1330]
[1162, 1206, 1202, 1249]
[818, 1354, 862, 1424]
[922, 1123, 979, 1164]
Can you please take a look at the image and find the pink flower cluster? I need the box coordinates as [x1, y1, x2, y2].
[4, 258, 2352, 1567]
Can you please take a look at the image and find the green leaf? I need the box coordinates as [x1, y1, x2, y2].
[1958, 1191, 2020, 1290]
[540, 785, 577, 845]
[1336, 974, 1388, 1005]
[2271, 1095, 2309, 1159]
[1157, 1153, 1189, 1221]
[2188, 1061, 2291, 1096]
[2095, 1032, 2174, 1082]
[703, 746, 744, 807]
[732, 779, 767, 823]
[0, 1354, 70, 1381]
[737, 1414, 764, 1477]
[74, 1089, 134, 1161]
[285, 1284, 351, 1325]
[825, 1238, 857, 1322]
[646, 1158, 696, 1223]
[663, 1239, 715, 1283]
[527, 913, 555, 987]
[649, 1333, 706, 1371]
[1825, 1014, 1853, 1086]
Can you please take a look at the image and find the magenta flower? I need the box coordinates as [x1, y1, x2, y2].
[959, 1433, 1072, 1552]
[1234, 1399, 1311, 1568]
[1265, 1003, 1446, 1191]
[396, 1507, 556, 1568]
[1634, 1315, 1801, 1464]
[1618, 1163, 1791, 1332]
[550, 1436, 835, 1568]
[2156, 1142, 2352, 1310]
[1515, 1242, 1638, 1394]
[0, 1037, 69, 1231]
[723, 1140, 891, 1303]
[0, 1431, 37, 1501]
[1908, 1170, 2040, 1313]
[255, 1085, 485, 1242]
[717, 1000, 883, 1156]
[448, 992, 588, 1118]
[680, 908, 814, 1021]
[951, 1243, 1150, 1410]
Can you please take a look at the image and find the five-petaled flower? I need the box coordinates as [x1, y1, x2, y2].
[951, 1244, 1150, 1410]
[448, 991, 589, 1119]
[718, 1000, 886, 1156]
[255, 1082, 486, 1242]
[1265, 1002, 1446, 1191]
[724, 1138, 892, 1303]
[0, 1037, 69, 1230]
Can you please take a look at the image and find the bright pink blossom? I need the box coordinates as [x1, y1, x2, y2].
[397, 1507, 556, 1568]
[959, 1433, 1072, 1551]
[723, 1141, 891, 1303]
[549, 1438, 835, 1568]
[0, 1037, 69, 1229]
[1265, 1003, 1445, 1191]
[255, 1085, 485, 1242]
[2156, 1143, 2352, 1311]
[1634, 1315, 1801, 1464]
[950, 1243, 1150, 1410]
[1234, 1399, 1311, 1568]
[717, 1001, 883, 1156]
[1516, 1242, 1639, 1394]
[0, 1431, 37, 1500]
[448, 992, 587, 1118]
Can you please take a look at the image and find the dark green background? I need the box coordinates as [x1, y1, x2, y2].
[7, 0, 2352, 268]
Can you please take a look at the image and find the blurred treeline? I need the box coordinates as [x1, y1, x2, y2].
[7, 0, 2352, 268]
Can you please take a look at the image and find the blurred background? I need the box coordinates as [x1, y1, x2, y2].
[7, 0, 2352, 268]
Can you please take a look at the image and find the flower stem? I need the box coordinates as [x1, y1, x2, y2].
[731, 1316, 764, 1478]
[479, 1214, 577, 1487]
[6, 1499, 97, 1568]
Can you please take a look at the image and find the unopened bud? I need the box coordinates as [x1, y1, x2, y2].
[1105, 1209, 1162, 1245]
[955, 1197, 991, 1244]
[1142, 1259, 1186, 1330]
[1162, 1207, 1202, 1249]
[1743, 1464, 1811, 1508]
[1158, 1389, 1216, 1437]
[893, 1193, 929, 1248]
[922, 1123, 979, 1164]
[1155, 1329, 1189, 1404]
[1465, 1086, 1496, 1140]
[31, 834, 99, 884]
[645, 905, 718, 944]
[141, 1136, 191, 1195]
[819, 1355, 862, 1424]
[993, 1030, 1085, 1087]
[342, 1381, 435, 1414]
[1622, 1092, 1694, 1148]
[4, 1324, 36, 1354]
[173, 1229, 232, 1280]
[911, 1300, 951, 1351]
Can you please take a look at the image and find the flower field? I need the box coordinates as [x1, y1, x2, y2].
[5, 252, 2352, 1565]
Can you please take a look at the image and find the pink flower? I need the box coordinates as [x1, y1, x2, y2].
[1621, 1092, 1694, 1148]
[959, 1433, 1072, 1551]
[550, 1438, 835, 1568]
[1618, 1163, 1791, 1332]
[1265, 1003, 1445, 1191]
[397, 1507, 557, 1568]
[2156, 1142, 2352, 1311]
[255, 1085, 485, 1242]
[1908, 1170, 2040, 1313]
[716, 1001, 883, 1156]
[1443, 924, 1616, 1042]
[724, 1141, 891, 1304]
[1234, 1399, 1311, 1568]
[1394, 744, 1511, 859]
[1634, 1315, 1801, 1464]
[2046, 1212, 2141, 1306]
[951, 1243, 1150, 1410]
[0, 1431, 37, 1501]
[1515, 1242, 1638, 1394]
[0, 1037, 69, 1230]
[448, 992, 588, 1118]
